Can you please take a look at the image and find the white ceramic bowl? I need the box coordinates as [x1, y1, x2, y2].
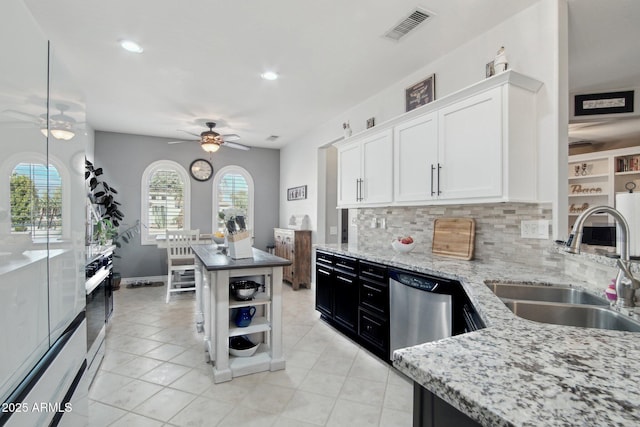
[391, 239, 416, 253]
[229, 336, 259, 357]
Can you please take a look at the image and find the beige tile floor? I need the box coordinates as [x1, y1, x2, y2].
[89, 282, 413, 426]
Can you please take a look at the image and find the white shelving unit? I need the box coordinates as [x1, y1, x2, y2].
[568, 146, 640, 231]
[197, 263, 285, 383]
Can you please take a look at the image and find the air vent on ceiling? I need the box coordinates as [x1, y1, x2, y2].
[266, 135, 279, 142]
[384, 8, 432, 41]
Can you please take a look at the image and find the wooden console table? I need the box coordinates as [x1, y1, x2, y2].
[274, 228, 311, 290]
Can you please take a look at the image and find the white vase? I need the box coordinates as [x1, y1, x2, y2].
[494, 46, 508, 73]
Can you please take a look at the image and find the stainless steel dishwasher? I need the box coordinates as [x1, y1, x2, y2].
[389, 268, 482, 359]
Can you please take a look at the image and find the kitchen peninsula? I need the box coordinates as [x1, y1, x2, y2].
[191, 245, 291, 383]
[316, 243, 640, 426]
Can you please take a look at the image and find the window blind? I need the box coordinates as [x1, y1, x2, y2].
[10, 162, 62, 238]
[147, 169, 185, 235]
[216, 173, 249, 228]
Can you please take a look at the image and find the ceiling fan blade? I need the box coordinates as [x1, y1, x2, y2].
[178, 129, 201, 137]
[223, 141, 250, 151]
[221, 133, 240, 142]
[2, 109, 41, 123]
[167, 139, 196, 145]
[0, 121, 40, 128]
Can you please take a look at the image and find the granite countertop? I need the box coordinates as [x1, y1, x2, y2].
[192, 245, 291, 271]
[315, 243, 640, 426]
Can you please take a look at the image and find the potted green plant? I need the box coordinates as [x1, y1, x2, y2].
[94, 217, 117, 245]
[86, 159, 139, 289]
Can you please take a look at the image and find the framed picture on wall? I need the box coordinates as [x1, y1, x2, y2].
[575, 90, 634, 116]
[287, 185, 307, 201]
[405, 74, 436, 112]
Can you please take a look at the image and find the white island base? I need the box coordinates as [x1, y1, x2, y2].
[193, 246, 290, 383]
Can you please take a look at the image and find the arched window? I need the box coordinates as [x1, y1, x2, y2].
[212, 166, 254, 234]
[1, 153, 69, 240]
[141, 160, 190, 245]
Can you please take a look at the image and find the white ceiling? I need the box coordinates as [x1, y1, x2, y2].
[22, 0, 640, 149]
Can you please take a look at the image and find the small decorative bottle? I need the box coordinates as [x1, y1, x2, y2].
[343, 121, 352, 138]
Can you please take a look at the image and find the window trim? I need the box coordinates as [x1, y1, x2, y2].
[1, 152, 70, 238]
[140, 160, 191, 245]
[212, 165, 254, 235]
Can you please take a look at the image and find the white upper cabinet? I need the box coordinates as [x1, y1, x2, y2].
[337, 129, 393, 207]
[361, 129, 393, 204]
[437, 87, 503, 201]
[337, 141, 361, 205]
[394, 112, 438, 202]
[336, 71, 542, 208]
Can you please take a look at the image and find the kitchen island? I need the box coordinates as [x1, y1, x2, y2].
[191, 245, 291, 383]
[316, 243, 640, 426]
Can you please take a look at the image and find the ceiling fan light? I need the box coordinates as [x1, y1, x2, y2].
[40, 127, 75, 140]
[201, 141, 220, 152]
[51, 129, 75, 140]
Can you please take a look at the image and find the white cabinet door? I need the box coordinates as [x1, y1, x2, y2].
[361, 129, 393, 204]
[394, 112, 438, 202]
[438, 87, 502, 200]
[337, 141, 361, 206]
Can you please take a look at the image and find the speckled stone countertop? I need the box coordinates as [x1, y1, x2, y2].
[315, 243, 640, 427]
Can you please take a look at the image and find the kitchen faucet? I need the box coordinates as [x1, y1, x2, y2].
[565, 205, 640, 308]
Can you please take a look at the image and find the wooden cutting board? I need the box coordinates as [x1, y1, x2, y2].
[432, 218, 476, 260]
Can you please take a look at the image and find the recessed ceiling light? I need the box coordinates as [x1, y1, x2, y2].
[261, 71, 279, 81]
[119, 39, 144, 53]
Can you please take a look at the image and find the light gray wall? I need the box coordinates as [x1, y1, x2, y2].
[94, 131, 280, 278]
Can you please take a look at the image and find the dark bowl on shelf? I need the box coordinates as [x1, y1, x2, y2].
[230, 280, 260, 301]
[229, 335, 259, 357]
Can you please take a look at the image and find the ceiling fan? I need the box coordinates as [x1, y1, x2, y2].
[168, 122, 250, 152]
[2, 103, 80, 140]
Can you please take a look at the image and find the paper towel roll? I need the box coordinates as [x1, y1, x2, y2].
[616, 192, 640, 257]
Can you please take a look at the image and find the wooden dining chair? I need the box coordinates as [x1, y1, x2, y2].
[166, 229, 200, 303]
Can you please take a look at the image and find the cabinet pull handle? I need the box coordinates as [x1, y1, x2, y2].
[430, 164, 435, 196]
[336, 275, 353, 284]
[437, 163, 442, 195]
[318, 268, 331, 275]
[354, 178, 363, 202]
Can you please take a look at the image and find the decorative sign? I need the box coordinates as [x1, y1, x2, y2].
[569, 203, 590, 214]
[287, 185, 307, 201]
[575, 90, 634, 116]
[485, 61, 495, 78]
[405, 74, 435, 112]
[570, 184, 603, 194]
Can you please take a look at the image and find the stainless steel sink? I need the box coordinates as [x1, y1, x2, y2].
[503, 300, 640, 332]
[486, 282, 609, 306]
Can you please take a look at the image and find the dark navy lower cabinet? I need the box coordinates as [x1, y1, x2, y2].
[413, 383, 481, 427]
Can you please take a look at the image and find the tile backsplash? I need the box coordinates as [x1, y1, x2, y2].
[354, 202, 558, 265]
